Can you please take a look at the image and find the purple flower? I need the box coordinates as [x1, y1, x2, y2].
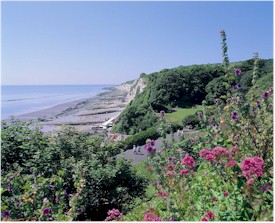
[42, 207, 51, 216]
[160, 110, 165, 117]
[55, 196, 59, 203]
[147, 146, 153, 153]
[2, 210, 10, 218]
[236, 83, 242, 89]
[255, 100, 261, 109]
[262, 91, 270, 99]
[7, 186, 12, 192]
[168, 157, 173, 161]
[231, 85, 235, 90]
[234, 68, 242, 75]
[231, 111, 238, 121]
[190, 137, 195, 144]
[15, 199, 20, 205]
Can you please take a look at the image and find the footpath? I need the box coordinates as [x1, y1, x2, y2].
[116, 129, 200, 165]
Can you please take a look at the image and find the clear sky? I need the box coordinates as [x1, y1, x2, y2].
[2, 1, 273, 85]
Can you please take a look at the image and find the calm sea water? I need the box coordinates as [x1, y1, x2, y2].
[1, 85, 115, 119]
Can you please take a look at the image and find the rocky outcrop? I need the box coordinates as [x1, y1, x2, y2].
[116, 77, 147, 103]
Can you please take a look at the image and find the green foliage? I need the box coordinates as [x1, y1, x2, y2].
[165, 105, 203, 125]
[205, 59, 273, 104]
[148, 64, 225, 110]
[1, 118, 47, 174]
[123, 32, 273, 221]
[115, 63, 225, 134]
[1, 122, 148, 221]
[123, 127, 160, 150]
[182, 114, 200, 129]
[113, 87, 159, 134]
[205, 76, 230, 105]
[124, 74, 273, 221]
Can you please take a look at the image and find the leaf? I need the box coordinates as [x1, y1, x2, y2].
[23, 183, 30, 190]
[38, 177, 46, 183]
[57, 170, 65, 176]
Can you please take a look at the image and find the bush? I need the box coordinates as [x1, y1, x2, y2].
[1, 122, 148, 221]
[124, 127, 160, 150]
[182, 114, 200, 129]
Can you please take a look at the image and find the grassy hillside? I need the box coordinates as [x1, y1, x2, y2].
[165, 105, 203, 125]
[113, 59, 273, 135]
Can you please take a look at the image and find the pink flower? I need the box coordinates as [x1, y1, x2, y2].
[144, 212, 162, 221]
[182, 154, 195, 169]
[211, 146, 229, 157]
[147, 146, 154, 153]
[230, 146, 239, 153]
[227, 160, 237, 167]
[240, 156, 264, 179]
[168, 164, 174, 170]
[157, 190, 168, 199]
[205, 211, 215, 220]
[211, 197, 218, 202]
[180, 169, 189, 175]
[199, 149, 209, 158]
[206, 154, 215, 162]
[224, 192, 229, 197]
[247, 178, 255, 186]
[105, 209, 123, 221]
[201, 217, 208, 221]
[151, 140, 155, 146]
[166, 171, 177, 177]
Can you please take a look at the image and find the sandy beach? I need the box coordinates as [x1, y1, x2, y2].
[12, 79, 146, 133]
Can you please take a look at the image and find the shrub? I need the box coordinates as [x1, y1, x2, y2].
[1, 121, 148, 221]
[124, 127, 160, 150]
[182, 114, 200, 129]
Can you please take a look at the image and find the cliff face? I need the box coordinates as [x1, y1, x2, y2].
[117, 78, 147, 104]
[127, 78, 147, 101]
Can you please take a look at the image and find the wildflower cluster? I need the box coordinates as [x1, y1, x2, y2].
[200, 146, 237, 167]
[144, 212, 162, 221]
[145, 139, 156, 153]
[105, 209, 123, 221]
[182, 154, 195, 169]
[240, 156, 264, 185]
[157, 190, 168, 199]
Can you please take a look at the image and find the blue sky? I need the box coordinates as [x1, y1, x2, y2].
[2, 1, 273, 85]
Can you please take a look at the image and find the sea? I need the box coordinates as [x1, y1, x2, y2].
[1, 85, 115, 120]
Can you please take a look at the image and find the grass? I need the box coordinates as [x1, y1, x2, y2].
[165, 105, 203, 124]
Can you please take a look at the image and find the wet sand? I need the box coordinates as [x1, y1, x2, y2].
[11, 85, 131, 133]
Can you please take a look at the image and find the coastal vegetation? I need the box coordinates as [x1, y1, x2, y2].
[1, 30, 273, 221]
[1, 121, 148, 221]
[113, 58, 272, 135]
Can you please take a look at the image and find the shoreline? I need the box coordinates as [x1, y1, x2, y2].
[5, 85, 131, 133]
